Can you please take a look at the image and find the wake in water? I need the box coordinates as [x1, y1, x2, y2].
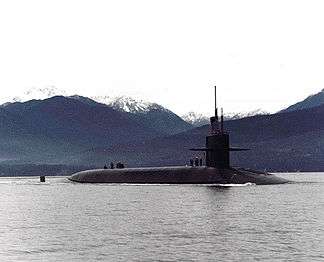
[209, 182, 256, 187]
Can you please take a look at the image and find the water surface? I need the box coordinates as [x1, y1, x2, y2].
[0, 173, 323, 261]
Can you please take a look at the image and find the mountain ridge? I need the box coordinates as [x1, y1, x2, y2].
[2, 86, 271, 125]
[0, 95, 193, 164]
[181, 109, 269, 127]
[1, 88, 324, 171]
[282, 89, 324, 112]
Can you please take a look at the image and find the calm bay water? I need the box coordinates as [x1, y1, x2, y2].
[0, 173, 323, 261]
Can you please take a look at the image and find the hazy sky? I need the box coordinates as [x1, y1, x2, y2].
[0, 0, 323, 115]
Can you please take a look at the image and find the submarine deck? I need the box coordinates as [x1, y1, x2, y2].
[69, 166, 289, 185]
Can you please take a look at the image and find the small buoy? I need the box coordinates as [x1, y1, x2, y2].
[40, 176, 45, 182]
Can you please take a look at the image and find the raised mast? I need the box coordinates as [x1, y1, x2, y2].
[210, 85, 220, 134]
[215, 85, 218, 122]
[221, 108, 224, 134]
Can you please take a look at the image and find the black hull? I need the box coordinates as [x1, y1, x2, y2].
[69, 166, 288, 185]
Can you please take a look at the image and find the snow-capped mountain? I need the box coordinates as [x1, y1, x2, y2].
[225, 109, 269, 120]
[181, 112, 210, 127]
[71, 94, 192, 134]
[91, 95, 169, 114]
[182, 109, 269, 127]
[2, 87, 169, 115]
[3, 87, 192, 135]
[3, 86, 268, 128]
[3, 86, 67, 104]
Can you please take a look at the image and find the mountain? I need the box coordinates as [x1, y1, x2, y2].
[225, 109, 269, 120]
[282, 89, 324, 112]
[1, 86, 67, 105]
[1, 96, 164, 163]
[0, 107, 30, 162]
[0, 95, 192, 164]
[77, 104, 324, 171]
[3, 87, 192, 135]
[92, 95, 157, 113]
[181, 109, 269, 127]
[181, 112, 210, 127]
[2, 88, 324, 171]
[73, 95, 192, 135]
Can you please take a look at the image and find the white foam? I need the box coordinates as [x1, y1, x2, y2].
[212, 182, 256, 187]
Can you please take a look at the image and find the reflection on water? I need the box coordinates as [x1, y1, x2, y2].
[0, 173, 323, 261]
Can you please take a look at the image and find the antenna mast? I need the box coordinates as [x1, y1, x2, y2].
[210, 85, 220, 134]
[215, 86, 218, 121]
[221, 108, 224, 133]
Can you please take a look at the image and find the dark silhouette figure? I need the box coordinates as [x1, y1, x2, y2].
[199, 158, 203, 166]
[190, 159, 194, 167]
[116, 162, 125, 169]
[110, 162, 114, 169]
[194, 157, 199, 166]
[104, 165, 108, 169]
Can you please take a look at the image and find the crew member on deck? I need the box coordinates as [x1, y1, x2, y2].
[194, 157, 199, 166]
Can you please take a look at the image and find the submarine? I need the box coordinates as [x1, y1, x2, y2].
[69, 87, 289, 185]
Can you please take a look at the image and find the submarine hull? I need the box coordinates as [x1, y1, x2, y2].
[68, 166, 288, 185]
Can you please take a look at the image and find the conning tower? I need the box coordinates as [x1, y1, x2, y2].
[191, 86, 248, 169]
[206, 87, 230, 168]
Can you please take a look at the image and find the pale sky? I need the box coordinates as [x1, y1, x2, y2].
[0, 0, 323, 115]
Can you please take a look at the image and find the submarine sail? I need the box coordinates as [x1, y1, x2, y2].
[190, 86, 249, 169]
